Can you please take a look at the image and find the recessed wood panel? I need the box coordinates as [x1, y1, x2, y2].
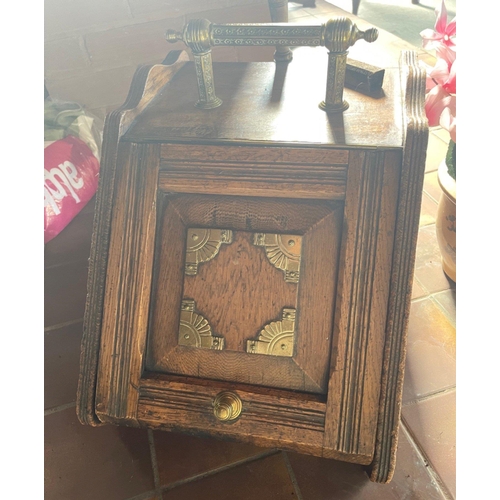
[146, 194, 343, 394]
[182, 230, 300, 352]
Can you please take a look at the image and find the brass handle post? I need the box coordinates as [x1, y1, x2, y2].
[166, 18, 378, 112]
[320, 18, 378, 112]
[268, 0, 293, 62]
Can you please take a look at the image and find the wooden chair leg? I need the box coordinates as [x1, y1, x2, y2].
[352, 0, 361, 15]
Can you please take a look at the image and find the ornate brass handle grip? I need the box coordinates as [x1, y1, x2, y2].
[166, 18, 378, 112]
[213, 391, 243, 421]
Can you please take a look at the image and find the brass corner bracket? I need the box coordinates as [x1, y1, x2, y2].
[184, 228, 233, 275]
[253, 233, 301, 283]
[246, 308, 296, 357]
[179, 299, 225, 350]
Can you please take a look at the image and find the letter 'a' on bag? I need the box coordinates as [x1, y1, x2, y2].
[44, 135, 100, 243]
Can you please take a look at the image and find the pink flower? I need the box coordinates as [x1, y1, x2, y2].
[425, 84, 453, 127]
[427, 57, 456, 94]
[420, 0, 456, 145]
[420, 0, 456, 50]
[439, 105, 456, 143]
[436, 43, 456, 69]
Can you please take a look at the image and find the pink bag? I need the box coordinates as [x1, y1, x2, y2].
[44, 135, 100, 243]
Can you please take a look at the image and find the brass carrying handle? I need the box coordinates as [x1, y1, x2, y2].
[166, 18, 378, 112]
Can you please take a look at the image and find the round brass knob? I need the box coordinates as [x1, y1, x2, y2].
[213, 391, 242, 422]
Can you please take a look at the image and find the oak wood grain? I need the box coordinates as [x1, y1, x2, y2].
[182, 230, 298, 351]
[324, 148, 400, 459]
[147, 195, 342, 394]
[123, 47, 403, 148]
[77, 52, 189, 426]
[134, 374, 371, 464]
[159, 144, 349, 199]
[94, 142, 160, 423]
[368, 50, 429, 484]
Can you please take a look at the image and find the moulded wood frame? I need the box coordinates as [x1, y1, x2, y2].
[146, 193, 344, 394]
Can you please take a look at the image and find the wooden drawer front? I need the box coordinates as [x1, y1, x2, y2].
[136, 375, 336, 461]
[146, 194, 343, 394]
[159, 144, 349, 200]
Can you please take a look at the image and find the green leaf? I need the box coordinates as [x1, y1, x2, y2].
[445, 140, 456, 180]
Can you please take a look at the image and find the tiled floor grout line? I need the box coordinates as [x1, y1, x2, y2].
[147, 429, 162, 496]
[126, 490, 159, 500]
[44, 317, 83, 332]
[400, 418, 455, 500]
[44, 401, 77, 416]
[411, 278, 455, 304]
[44, 257, 90, 271]
[403, 385, 456, 407]
[410, 277, 456, 323]
[410, 294, 432, 305]
[411, 288, 456, 306]
[282, 451, 304, 500]
[159, 449, 281, 494]
[429, 129, 451, 145]
[429, 293, 456, 326]
[419, 220, 437, 228]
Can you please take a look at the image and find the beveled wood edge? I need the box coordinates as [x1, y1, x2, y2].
[76, 51, 190, 426]
[135, 412, 372, 465]
[147, 195, 340, 394]
[160, 143, 351, 165]
[127, 374, 371, 464]
[368, 50, 429, 483]
[323, 148, 400, 459]
[153, 346, 326, 394]
[158, 176, 346, 200]
[95, 143, 160, 423]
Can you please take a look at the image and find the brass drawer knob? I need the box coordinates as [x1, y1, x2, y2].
[213, 391, 242, 421]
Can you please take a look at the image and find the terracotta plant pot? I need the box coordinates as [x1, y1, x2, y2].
[436, 160, 456, 282]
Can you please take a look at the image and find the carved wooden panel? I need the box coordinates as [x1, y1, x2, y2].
[146, 194, 343, 394]
[77, 52, 190, 427]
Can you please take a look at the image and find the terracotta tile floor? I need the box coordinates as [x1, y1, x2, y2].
[44, 3, 456, 499]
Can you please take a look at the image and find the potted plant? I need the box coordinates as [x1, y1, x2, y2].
[420, 0, 456, 281]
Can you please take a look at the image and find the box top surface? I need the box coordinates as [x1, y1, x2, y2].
[123, 47, 404, 148]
